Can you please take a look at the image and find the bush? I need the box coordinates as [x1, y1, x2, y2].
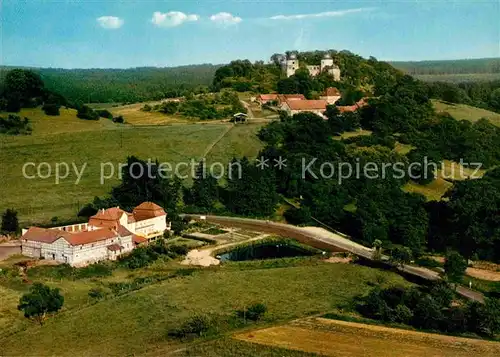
[170, 314, 213, 339]
[42, 103, 60, 116]
[97, 109, 113, 119]
[88, 287, 106, 300]
[112, 115, 124, 123]
[77, 105, 99, 120]
[283, 207, 312, 225]
[168, 244, 190, 257]
[236, 303, 267, 321]
[0, 115, 32, 135]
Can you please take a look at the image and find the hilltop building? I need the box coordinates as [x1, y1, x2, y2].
[282, 53, 341, 81]
[20, 202, 170, 266]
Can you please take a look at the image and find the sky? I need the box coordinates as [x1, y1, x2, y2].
[2, 0, 499, 69]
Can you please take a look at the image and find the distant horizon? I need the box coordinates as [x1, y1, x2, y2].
[2, 55, 500, 71]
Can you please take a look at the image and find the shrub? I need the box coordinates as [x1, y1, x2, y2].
[168, 244, 190, 257]
[283, 207, 312, 225]
[42, 103, 60, 116]
[0, 115, 32, 135]
[97, 109, 113, 119]
[88, 287, 106, 300]
[76, 263, 113, 279]
[237, 303, 267, 321]
[76, 105, 99, 120]
[170, 314, 213, 339]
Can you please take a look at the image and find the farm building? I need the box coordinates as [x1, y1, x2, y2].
[256, 94, 278, 105]
[20, 202, 170, 266]
[277, 94, 306, 105]
[281, 99, 328, 118]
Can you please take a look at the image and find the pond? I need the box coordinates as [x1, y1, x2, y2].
[217, 240, 319, 262]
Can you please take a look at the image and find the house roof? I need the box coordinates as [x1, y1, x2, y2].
[66, 228, 118, 246]
[324, 87, 341, 96]
[285, 99, 328, 111]
[278, 94, 306, 103]
[133, 235, 148, 245]
[132, 202, 166, 221]
[107, 244, 123, 252]
[258, 94, 278, 101]
[22, 227, 69, 244]
[23, 226, 119, 246]
[337, 98, 368, 113]
[89, 207, 125, 222]
[116, 225, 133, 237]
[126, 213, 136, 224]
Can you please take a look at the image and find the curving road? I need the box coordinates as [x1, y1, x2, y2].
[181, 214, 484, 303]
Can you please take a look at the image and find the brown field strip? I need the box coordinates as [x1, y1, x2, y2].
[234, 318, 500, 357]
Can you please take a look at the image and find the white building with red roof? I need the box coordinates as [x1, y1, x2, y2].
[281, 99, 328, 118]
[20, 202, 170, 266]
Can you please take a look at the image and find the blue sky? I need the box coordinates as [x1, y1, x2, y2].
[2, 0, 499, 68]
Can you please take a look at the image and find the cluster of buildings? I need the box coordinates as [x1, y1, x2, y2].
[20, 202, 170, 267]
[282, 53, 341, 81]
[257, 87, 366, 118]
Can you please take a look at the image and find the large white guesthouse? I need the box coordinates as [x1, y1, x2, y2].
[21, 202, 170, 266]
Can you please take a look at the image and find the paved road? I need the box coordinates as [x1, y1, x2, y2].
[181, 214, 484, 303]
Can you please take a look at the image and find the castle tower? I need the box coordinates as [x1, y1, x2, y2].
[320, 53, 334, 70]
[285, 54, 299, 77]
[321, 53, 341, 81]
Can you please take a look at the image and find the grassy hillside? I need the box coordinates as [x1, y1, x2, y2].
[432, 100, 500, 126]
[0, 260, 409, 356]
[0, 108, 264, 224]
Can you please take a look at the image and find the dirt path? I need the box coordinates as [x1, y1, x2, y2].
[181, 233, 270, 266]
[240, 100, 254, 120]
[200, 124, 233, 159]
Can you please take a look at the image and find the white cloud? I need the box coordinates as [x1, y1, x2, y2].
[96, 16, 124, 29]
[210, 12, 242, 25]
[269, 8, 372, 20]
[151, 11, 199, 27]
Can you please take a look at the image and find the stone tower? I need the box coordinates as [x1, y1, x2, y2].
[285, 54, 299, 78]
[321, 53, 341, 81]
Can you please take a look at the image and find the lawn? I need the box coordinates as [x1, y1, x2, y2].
[332, 129, 372, 140]
[433, 100, 500, 126]
[205, 123, 265, 165]
[0, 123, 229, 224]
[439, 159, 486, 180]
[402, 177, 454, 201]
[109, 102, 192, 126]
[2, 108, 118, 135]
[0, 261, 409, 356]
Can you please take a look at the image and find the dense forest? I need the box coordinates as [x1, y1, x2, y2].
[0, 65, 219, 104]
[391, 58, 500, 75]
